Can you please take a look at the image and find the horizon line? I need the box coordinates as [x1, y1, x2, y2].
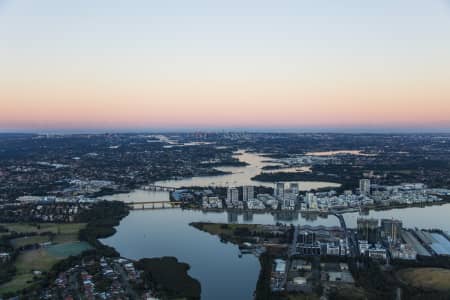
[1, 126, 450, 135]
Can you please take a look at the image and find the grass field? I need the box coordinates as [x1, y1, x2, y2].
[397, 268, 450, 291]
[1, 223, 86, 246]
[0, 249, 60, 294]
[0, 222, 86, 235]
[0, 223, 89, 295]
[0, 274, 35, 295]
[46, 241, 92, 258]
[10, 235, 51, 249]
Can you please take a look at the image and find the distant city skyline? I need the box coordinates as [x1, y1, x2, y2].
[1, 1, 450, 132]
[2, 125, 450, 134]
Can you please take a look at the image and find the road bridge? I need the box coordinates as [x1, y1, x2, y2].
[127, 201, 182, 210]
[141, 184, 177, 192]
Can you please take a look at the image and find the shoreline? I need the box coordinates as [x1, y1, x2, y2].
[175, 198, 450, 217]
[0, 201, 202, 299]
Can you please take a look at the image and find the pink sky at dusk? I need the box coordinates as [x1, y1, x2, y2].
[1, 1, 450, 131]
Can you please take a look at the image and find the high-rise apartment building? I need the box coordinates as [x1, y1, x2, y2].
[227, 187, 239, 203]
[357, 218, 379, 244]
[242, 185, 255, 202]
[275, 182, 285, 200]
[359, 179, 371, 195]
[381, 219, 402, 243]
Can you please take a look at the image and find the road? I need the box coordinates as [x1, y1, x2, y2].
[280, 225, 300, 291]
[334, 213, 358, 257]
[289, 225, 299, 257]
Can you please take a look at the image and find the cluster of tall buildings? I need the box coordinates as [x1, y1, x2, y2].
[356, 217, 435, 261]
[208, 178, 447, 212]
[222, 179, 374, 211]
[274, 182, 299, 210]
[226, 186, 255, 203]
[294, 226, 349, 257]
[357, 218, 379, 244]
[356, 218, 387, 260]
[223, 183, 300, 210]
[225, 185, 260, 209]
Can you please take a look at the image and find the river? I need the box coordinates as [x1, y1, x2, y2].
[154, 151, 340, 190]
[101, 151, 450, 300]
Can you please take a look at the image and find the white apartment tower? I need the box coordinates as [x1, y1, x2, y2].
[242, 185, 255, 202]
[227, 187, 239, 203]
[359, 179, 371, 195]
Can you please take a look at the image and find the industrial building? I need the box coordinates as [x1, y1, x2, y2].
[414, 230, 450, 256]
[400, 230, 431, 257]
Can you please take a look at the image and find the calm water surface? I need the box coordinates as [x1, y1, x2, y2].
[305, 150, 373, 156]
[102, 208, 338, 300]
[154, 151, 340, 190]
[102, 203, 450, 300]
[101, 150, 450, 300]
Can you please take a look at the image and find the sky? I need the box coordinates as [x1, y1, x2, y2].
[1, 0, 450, 132]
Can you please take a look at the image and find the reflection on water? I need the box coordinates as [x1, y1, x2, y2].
[155, 151, 340, 190]
[243, 211, 254, 222]
[102, 208, 338, 300]
[306, 150, 374, 156]
[227, 211, 239, 223]
[101, 148, 450, 300]
[101, 190, 169, 203]
[263, 165, 312, 173]
[102, 201, 450, 300]
[344, 204, 450, 230]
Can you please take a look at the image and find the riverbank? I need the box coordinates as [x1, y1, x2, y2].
[191, 221, 450, 300]
[0, 201, 130, 297]
[366, 198, 450, 212]
[190, 222, 262, 245]
[76, 201, 201, 299]
[182, 196, 450, 220]
[190, 222, 293, 300]
[251, 172, 348, 190]
[0, 201, 202, 299]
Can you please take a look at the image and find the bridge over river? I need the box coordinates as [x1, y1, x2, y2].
[127, 201, 182, 210]
[141, 184, 177, 192]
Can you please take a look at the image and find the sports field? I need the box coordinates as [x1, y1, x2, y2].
[10, 235, 51, 249]
[0, 223, 90, 295]
[0, 222, 86, 235]
[0, 249, 59, 294]
[46, 241, 93, 258]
